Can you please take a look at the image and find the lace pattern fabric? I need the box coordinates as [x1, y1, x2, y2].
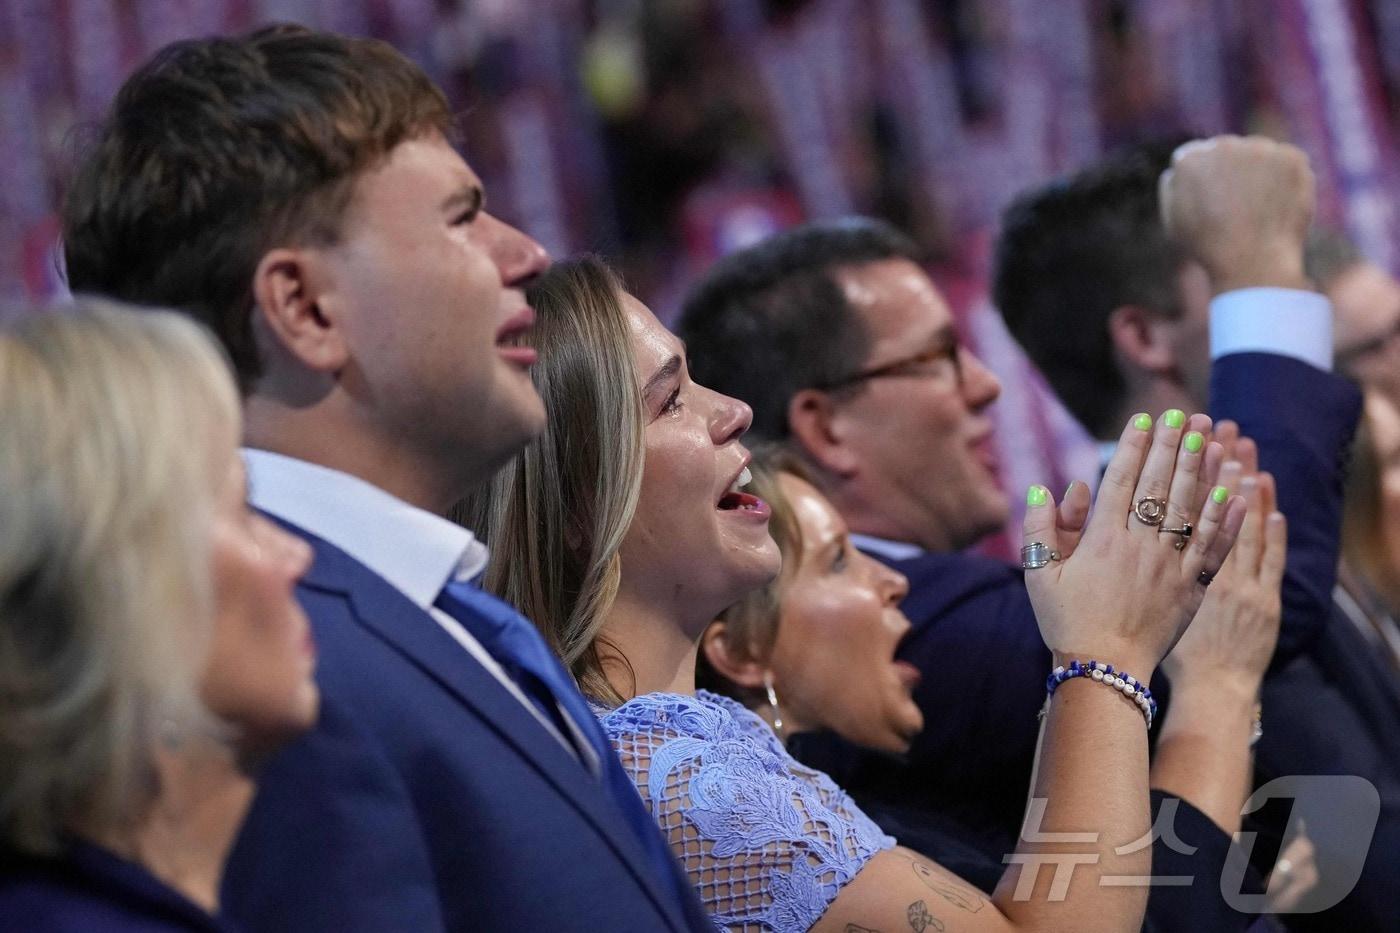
[594, 690, 895, 932]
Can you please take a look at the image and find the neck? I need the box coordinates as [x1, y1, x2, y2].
[1107, 382, 1199, 440]
[600, 588, 706, 699]
[244, 396, 472, 514]
[96, 740, 254, 914]
[820, 477, 950, 552]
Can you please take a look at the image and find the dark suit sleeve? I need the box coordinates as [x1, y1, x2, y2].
[1210, 352, 1362, 668]
[1142, 791, 1268, 932]
[221, 692, 446, 933]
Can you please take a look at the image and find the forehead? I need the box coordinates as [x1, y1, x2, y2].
[779, 472, 846, 554]
[344, 133, 480, 219]
[624, 293, 681, 374]
[835, 258, 952, 348]
[1332, 262, 1400, 345]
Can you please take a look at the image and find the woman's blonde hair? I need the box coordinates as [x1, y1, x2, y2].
[454, 257, 644, 704]
[0, 299, 240, 855]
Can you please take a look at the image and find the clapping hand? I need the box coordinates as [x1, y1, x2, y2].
[1162, 420, 1286, 689]
[1022, 410, 1248, 679]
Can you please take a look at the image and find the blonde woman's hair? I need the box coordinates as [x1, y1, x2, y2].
[695, 447, 807, 703]
[0, 299, 240, 855]
[454, 257, 644, 704]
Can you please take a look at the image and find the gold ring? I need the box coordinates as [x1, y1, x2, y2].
[1133, 496, 1167, 526]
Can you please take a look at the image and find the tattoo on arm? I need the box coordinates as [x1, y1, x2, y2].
[907, 899, 944, 932]
[910, 860, 986, 913]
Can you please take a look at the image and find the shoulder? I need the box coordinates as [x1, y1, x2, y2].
[595, 690, 746, 736]
[598, 696, 894, 931]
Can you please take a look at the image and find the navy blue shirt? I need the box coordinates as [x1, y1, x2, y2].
[0, 839, 236, 933]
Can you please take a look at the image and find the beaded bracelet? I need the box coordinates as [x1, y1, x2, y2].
[1042, 660, 1158, 730]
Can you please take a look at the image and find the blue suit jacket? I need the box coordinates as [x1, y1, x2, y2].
[221, 523, 709, 933]
[790, 352, 1361, 927]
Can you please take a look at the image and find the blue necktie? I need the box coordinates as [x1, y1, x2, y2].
[432, 579, 692, 910]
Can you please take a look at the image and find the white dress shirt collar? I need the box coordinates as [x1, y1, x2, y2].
[242, 448, 490, 606]
[849, 532, 925, 562]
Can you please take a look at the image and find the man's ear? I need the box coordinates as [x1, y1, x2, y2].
[1107, 304, 1176, 375]
[700, 621, 768, 690]
[787, 388, 859, 477]
[250, 247, 350, 374]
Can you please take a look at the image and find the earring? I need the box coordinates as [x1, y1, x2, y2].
[763, 671, 785, 740]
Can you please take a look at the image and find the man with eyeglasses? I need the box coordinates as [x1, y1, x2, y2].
[678, 138, 1365, 925]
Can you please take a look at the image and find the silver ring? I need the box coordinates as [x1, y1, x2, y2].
[1159, 523, 1193, 550]
[1020, 542, 1061, 569]
[1133, 496, 1168, 527]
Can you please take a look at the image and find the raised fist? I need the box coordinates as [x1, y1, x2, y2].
[1159, 135, 1315, 294]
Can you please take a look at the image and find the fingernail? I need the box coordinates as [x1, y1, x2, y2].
[1027, 485, 1048, 507]
[1212, 486, 1229, 504]
[1132, 413, 1152, 431]
[1184, 431, 1204, 453]
[1164, 409, 1186, 429]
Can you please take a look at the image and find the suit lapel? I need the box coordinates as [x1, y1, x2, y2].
[286, 521, 689, 931]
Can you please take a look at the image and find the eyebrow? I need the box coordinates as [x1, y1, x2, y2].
[641, 355, 682, 402]
[440, 184, 484, 216]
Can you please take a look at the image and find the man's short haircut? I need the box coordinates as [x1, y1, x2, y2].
[992, 137, 1190, 438]
[1305, 228, 1364, 292]
[677, 217, 921, 440]
[61, 23, 455, 393]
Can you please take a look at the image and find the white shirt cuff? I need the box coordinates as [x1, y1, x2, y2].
[1210, 287, 1333, 372]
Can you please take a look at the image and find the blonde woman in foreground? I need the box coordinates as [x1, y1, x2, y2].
[464, 256, 1246, 933]
[0, 302, 317, 931]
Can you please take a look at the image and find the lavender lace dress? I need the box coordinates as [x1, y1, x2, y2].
[593, 690, 895, 932]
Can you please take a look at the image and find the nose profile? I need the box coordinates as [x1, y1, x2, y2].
[960, 349, 1001, 410]
[487, 213, 550, 288]
[256, 515, 314, 583]
[707, 386, 753, 446]
[882, 563, 910, 605]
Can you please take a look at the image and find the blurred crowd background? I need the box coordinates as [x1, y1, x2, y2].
[4, 0, 1400, 554]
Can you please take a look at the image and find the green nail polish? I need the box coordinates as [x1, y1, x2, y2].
[1212, 486, 1229, 504]
[1164, 409, 1186, 429]
[1027, 485, 1048, 507]
[1184, 431, 1204, 453]
[1133, 413, 1152, 431]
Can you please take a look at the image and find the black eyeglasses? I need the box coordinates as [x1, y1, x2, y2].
[812, 337, 964, 392]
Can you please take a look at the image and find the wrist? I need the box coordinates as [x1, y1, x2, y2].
[1207, 250, 1311, 295]
[1051, 647, 1158, 679]
[1165, 668, 1261, 708]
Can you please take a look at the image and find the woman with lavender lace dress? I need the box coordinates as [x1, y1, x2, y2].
[461, 257, 1246, 933]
